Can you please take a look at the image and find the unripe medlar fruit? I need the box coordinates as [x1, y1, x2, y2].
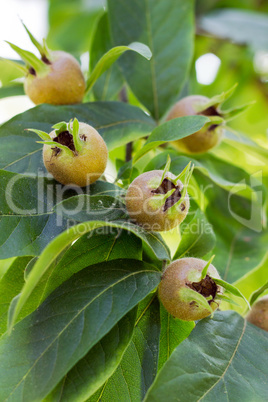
[125, 166, 191, 232]
[6, 24, 85, 105]
[25, 51, 86, 105]
[158, 258, 222, 321]
[29, 119, 108, 187]
[246, 295, 268, 332]
[166, 95, 224, 154]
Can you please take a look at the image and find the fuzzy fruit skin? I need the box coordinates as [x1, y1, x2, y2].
[125, 170, 189, 232]
[166, 95, 224, 154]
[159, 258, 222, 321]
[43, 123, 108, 187]
[24, 51, 86, 105]
[246, 295, 268, 332]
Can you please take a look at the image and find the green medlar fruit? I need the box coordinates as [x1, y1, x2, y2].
[158, 257, 223, 321]
[29, 119, 108, 187]
[166, 95, 224, 154]
[166, 86, 251, 154]
[6, 24, 85, 105]
[125, 162, 192, 232]
[246, 295, 268, 332]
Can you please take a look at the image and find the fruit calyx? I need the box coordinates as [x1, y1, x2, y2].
[5, 22, 53, 77]
[27, 118, 85, 158]
[187, 275, 218, 304]
[149, 156, 193, 214]
[151, 178, 183, 212]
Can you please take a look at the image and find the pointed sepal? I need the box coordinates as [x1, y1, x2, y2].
[201, 255, 215, 280]
[5, 41, 49, 76]
[211, 277, 251, 310]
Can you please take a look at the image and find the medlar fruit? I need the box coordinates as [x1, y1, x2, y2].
[24, 51, 86, 105]
[166, 95, 224, 154]
[158, 257, 223, 321]
[246, 295, 268, 332]
[6, 24, 85, 105]
[29, 119, 108, 187]
[125, 163, 192, 232]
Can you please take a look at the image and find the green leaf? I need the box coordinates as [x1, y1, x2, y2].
[174, 209, 216, 259]
[0, 259, 161, 401]
[0, 82, 25, 99]
[0, 59, 25, 84]
[45, 308, 137, 402]
[0, 170, 127, 259]
[158, 305, 194, 371]
[0, 258, 16, 280]
[90, 13, 124, 101]
[250, 281, 268, 307]
[200, 9, 268, 51]
[86, 42, 152, 93]
[108, 0, 195, 120]
[0, 102, 155, 174]
[0, 256, 32, 336]
[212, 277, 250, 309]
[145, 311, 268, 401]
[54, 195, 127, 222]
[8, 219, 169, 330]
[90, 295, 161, 401]
[17, 228, 143, 325]
[133, 116, 209, 163]
[47, 0, 105, 54]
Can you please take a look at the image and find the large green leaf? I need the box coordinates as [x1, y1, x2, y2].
[46, 308, 137, 402]
[8, 219, 169, 329]
[47, 0, 105, 55]
[205, 181, 268, 283]
[0, 83, 24, 99]
[133, 116, 209, 162]
[200, 8, 268, 51]
[90, 13, 124, 100]
[90, 295, 161, 401]
[108, 0, 195, 120]
[174, 208, 216, 260]
[0, 259, 161, 401]
[87, 42, 151, 93]
[17, 229, 142, 325]
[0, 102, 155, 174]
[158, 305, 194, 371]
[0, 170, 126, 259]
[0, 59, 25, 85]
[0, 256, 32, 336]
[145, 311, 268, 402]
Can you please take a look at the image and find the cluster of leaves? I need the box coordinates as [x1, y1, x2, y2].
[0, 0, 268, 401]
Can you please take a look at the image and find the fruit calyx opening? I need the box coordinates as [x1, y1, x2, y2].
[53, 131, 76, 153]
[41, 55, 51, 65]
[28, 67, 36, 76]
[199, 105, 221, 117]
[151, 178, 184, 212]
[187, 275, 218, 304]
